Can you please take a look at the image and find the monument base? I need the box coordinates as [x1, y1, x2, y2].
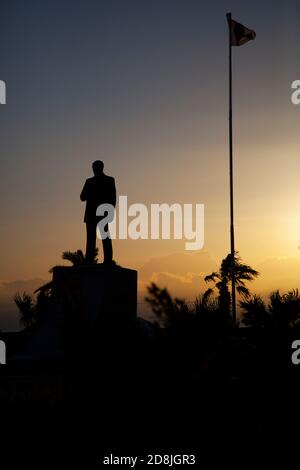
[52, 264, 137, 324]
[12, 264, 138, 361]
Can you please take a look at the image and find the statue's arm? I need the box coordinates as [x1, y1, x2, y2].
[80, 180, 89, 201]
[111, 178, 116, 207]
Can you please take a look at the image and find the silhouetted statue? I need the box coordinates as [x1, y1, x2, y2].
[80, 160, 116, 264]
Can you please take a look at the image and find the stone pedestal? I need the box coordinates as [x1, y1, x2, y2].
[52, 264, 137, 323]
[11, 264, 137, 361]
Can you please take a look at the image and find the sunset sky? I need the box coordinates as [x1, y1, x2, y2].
[1, 0, 300, 329]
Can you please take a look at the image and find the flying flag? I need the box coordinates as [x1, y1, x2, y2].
[226, 13, 256, 326]
[227, 15, 256, 46]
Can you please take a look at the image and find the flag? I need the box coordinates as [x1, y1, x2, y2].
[227, 15, 256, 46]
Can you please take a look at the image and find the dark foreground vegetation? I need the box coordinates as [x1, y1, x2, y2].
[0, 251, 300, 465]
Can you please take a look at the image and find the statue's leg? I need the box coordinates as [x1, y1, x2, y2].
[86, 222, 96, 263]
[102, 223, 113, 263]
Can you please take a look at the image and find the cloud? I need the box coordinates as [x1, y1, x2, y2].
[137, 251, 217, 316]
[3, 254, 299, 330]
[139, 251, 217, 280]
[138, 253, 300, 318]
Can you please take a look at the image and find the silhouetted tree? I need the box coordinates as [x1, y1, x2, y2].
[204, 252, 259, 315]
[269, 289, 300, 329]
[194, 291, 218, 313]
[145, 283, 226, 332]
[241, 289, 300, 329]
[34, 248, 100, 298]
[14, 292, 36, 328]
[240, 294, 270, 328]
[62, 248, 98, 266]
[145, 282, 191, 329]
[193, 293, 230, 329]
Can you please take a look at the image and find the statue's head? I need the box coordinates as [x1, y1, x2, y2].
[92, 160, 104, 176]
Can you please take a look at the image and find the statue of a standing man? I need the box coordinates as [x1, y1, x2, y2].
[80, 160, 116, 264]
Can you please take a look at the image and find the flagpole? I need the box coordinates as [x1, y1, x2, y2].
[227, 12, 237, 327]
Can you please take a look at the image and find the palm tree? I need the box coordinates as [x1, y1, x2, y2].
[240, 289, 300, 329]
[204, 252, 259, 315]
[62, 248, 98, 266]
[268, 289, 300, 329]
[35, 248, 100, 296]
[14, 248, 100, 329]
[14, 292, 36, 328]
[240, 294, 270, 328]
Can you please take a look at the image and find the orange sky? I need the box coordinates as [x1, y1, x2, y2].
[1, 1, 300, 329]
